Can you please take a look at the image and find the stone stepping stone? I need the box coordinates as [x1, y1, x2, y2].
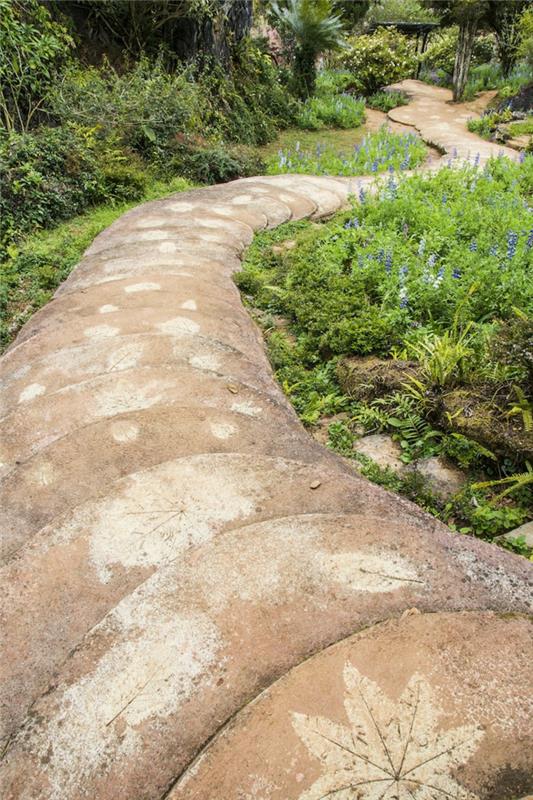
[1, 512, 530, 798]
[0, 364, 298, 475]
[4, 273, 242, 349]
[55, 257, 238, 295]
[390, 79, 520, 166]
[170, 611, 532, 800]
[0, 460, 410, 745]
[239, 174, 351, 218]
[0, 302, 265, 385]
[0, 405, 343, 559]
[0, 331, 276, 413]
[84, 211, 255, 257]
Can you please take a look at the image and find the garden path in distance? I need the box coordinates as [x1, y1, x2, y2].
[0, 81, 531, 800]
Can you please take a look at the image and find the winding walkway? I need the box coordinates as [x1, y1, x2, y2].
[0, 82, 531, 800]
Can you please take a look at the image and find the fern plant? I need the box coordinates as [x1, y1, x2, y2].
[506, 386, 533, 432]
[472, 461, 533, 500]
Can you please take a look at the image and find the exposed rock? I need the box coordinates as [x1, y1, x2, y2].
[271, 238, 297, 254]
[501, 521, 533, 548]
[353, 433, 405, 472]
[337, 356, 421, 401]
[498, 80, 533, 113]
[413, 455, 467, 499]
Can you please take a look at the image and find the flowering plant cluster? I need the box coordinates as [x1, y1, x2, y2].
[239, 154, 532, 548]
[268, 126, 427, 177]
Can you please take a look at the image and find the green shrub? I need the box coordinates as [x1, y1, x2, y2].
[342, 29, 416, 96]
[366, 90, 409, 112]
[422, 27, 495, 77]
[244, 155, 533, 363]
[49, 41, 298, 156]
[197, 40, 299, 145]
[462, 63, 531, 101]
[0, 0, 73, 132]
[315, 69, 355, 94]
[49, 58, 203, 161]
[367, 0, 437, 24]
[519, 6, 533, 69]
[296, 94, 365, 130]
[0, 125, 147, 253]
[170, 139, 264, 184]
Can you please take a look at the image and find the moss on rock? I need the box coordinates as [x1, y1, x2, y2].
[441, 389, 533, 462]
[337, 356, 421, 402]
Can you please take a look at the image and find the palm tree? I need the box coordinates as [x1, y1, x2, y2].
[271, 0, 345, 97]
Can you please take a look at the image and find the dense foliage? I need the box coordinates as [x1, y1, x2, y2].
[0, 0, 73, 132]
[0, 124, 148, 253]
[238, 156, 533, 546]
[0, 34, 298, 253]
[342, 29, 416, 95]
[366, 89, 409, 112]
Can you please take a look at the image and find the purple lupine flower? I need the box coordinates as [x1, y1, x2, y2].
[359, 186, 366, 203]
[519, 150, 526, 164]
[427, 253, 437, 268]
[452, 268, 461, 279]
[527, 229, 533, 248]
[385, 251, 393, 272]
[489, 244, 498, 256]
[399, 287, 409, 308]
[442, 193, 447, 204]
[507, 231, 519, 259]
[377, 249, 385, 263]
[371, 159, 379, 173]
[343, 217, 359, 229]
[474, 152, 480, 167]
[469, 240, 477, 252]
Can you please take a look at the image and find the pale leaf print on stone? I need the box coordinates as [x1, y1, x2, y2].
[292, 662, 484, 800]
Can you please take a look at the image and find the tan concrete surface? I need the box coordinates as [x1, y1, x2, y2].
[0, 81, 530, 800]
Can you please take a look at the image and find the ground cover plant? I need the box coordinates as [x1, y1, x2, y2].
[266, 126, 427, 176]
[365, 90, 409, 113]
[296, 93, 365, 131]
[238, 155, 533, 554]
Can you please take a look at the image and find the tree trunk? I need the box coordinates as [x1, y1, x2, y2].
[452, 16, 478, 101]
[294, 47, 316, 98]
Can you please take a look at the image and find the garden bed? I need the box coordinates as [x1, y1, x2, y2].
[238, 155, 533, 557]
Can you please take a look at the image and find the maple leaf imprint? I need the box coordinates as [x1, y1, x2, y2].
[292, 662, 484, 800]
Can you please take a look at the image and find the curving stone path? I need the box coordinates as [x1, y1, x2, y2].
[389, 79, 518, 163]
[0, 82, 531, 800]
